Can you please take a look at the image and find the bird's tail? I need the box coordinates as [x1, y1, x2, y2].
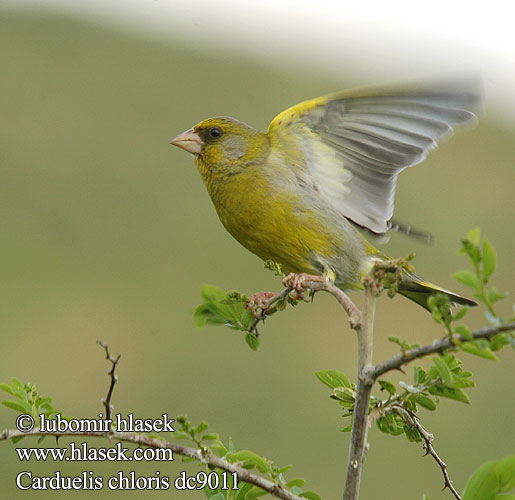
[398, 271, 477, 311]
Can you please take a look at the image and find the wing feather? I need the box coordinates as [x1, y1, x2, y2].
[268, 79, 482, 233]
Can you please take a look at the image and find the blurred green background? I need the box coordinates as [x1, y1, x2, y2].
[1, 9, 514, 500]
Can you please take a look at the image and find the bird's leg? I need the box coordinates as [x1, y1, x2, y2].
[246, 291, 277, 320]
[282, 272, 329, 300]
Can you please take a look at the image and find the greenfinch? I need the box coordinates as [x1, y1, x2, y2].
[170, 81, 481, 310]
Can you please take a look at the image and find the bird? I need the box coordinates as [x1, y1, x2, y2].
[169, 79, 481, 313]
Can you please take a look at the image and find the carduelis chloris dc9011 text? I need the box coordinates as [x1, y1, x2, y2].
[170, 80, 481, 312]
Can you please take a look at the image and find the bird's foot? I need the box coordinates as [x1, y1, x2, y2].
[246, 291, 276, 320]
[282, 273, 327, 300]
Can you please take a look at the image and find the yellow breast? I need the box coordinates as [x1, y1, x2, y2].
[196, 153, 348, 276]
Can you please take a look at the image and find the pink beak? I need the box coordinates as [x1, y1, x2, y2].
[169, 128, 204, 154]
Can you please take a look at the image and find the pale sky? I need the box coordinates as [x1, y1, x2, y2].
[5, 0, 515, 128]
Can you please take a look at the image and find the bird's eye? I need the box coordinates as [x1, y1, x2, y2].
[208, 127, 223, 139]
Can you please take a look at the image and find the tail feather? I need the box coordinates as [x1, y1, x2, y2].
[398, 272, 478, 311]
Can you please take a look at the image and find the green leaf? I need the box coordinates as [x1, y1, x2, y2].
[411, 394, 437, 411]
[467, 227, 481, 246]
[483, 237, 497, 280]
[228, 450, 269, 474]
[200, 284, 227, 303]
[201, 433, 220, 441]
[37, 397, 53, 407]
[376, 414, 405, 436]
[11, 377, 24, 389]
[331, 387, 356, 404]
[432, 357, 453, 386]
[376, 417, 389, 434]
[0, 383, 16, 396]
[453, 307, 469, 321]
[496, 456, 515, 493]
[456, 325, 474, 340]
[414, 366, 427, 385]
[235, 483, 254, 500]
[193, 304, 219, 327]
[285, 479, 305, 488]
[6, 383, 25, 400]
[2, 399, 32, 413]
[378, 380, 396, 395]
[208, 440, 228, 457]
[490, 334, 509, 351]
[245, 333, 260, 351]
[487, 287, 509, 305]
[195, 421, 209, 434]
[463, 461, 499, 500]
[246, 486, 268, 498]
[405, 427, 422, 442]
[207, 494, 226, 500]
[453, 270, 481, 291]
[429, 385, 470, 404]
[315, 370, 351, 389]
[300, 492, 322, 500]
[341, 422, 353, 432]
[462, 341, 498, 360]
[171, 431, 191, 440]
[195, 285, 254, 335]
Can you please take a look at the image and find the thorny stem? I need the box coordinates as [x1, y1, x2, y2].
[97, 340, 120, 428]
[393, 405, 461, 500]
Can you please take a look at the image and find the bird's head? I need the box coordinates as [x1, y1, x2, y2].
[170, 117, 269, 174]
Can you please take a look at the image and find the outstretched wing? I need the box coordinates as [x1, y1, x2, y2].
[267, 79, 482, 234]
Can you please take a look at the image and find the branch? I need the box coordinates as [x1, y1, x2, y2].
[250, 277, 361, 333]
[343, 276, 380, 500]
[371, 322, 515, 381]
[393, 405, 461, 500]
[0, 428, 303, 500]
[97, 340, 120, 427]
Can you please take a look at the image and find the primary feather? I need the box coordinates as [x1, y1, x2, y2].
[268, 80, 481, 233]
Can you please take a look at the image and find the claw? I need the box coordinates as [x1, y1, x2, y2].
[282, 273, 327, 298]
[246, 292, 276, 320]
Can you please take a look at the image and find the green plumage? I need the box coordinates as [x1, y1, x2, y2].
[170, 81, 481, 311]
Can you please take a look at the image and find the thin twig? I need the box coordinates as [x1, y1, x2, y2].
[250, 287, 294, 332]
[0, 428, 303, 500]
[371, 322, 515, 381]
[97, 340, 121, 428]
[393, 405, 461, 500]
[250, 279, 362, 333]
[321, 281, 362, 328]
